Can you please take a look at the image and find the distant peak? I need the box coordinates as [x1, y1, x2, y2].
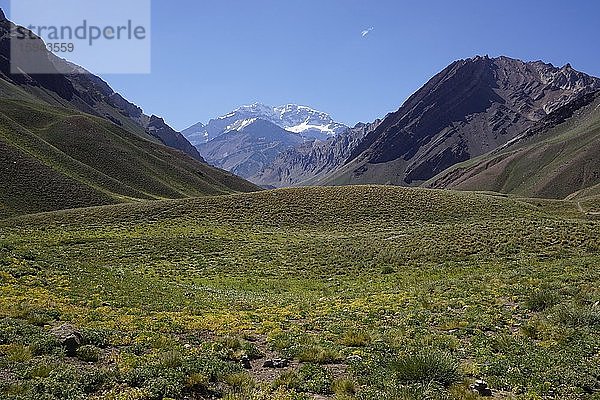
[242, 102, 271, 109]
[0, 8, 6, 21]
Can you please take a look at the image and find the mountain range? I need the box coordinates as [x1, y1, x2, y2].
[1, 3, 599, 215]
[182, 103, 348, 180]
[183, 103, 348, 145]
[251, 56, 600, 198]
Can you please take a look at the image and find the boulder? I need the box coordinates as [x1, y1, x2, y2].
[470, 380, 493, 397]
[50, 324, 82, 356]
[263, 358, 289, 368]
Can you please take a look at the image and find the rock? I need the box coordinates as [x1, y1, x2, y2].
[346, 355, 363, 363]
[50, 324, 82, 356]
[241, 356, 252, 369]
[470, 380, 493, 397]
[263, 358, 289, 368]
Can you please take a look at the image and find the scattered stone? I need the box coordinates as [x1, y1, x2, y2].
[470, 380, 493, 397]
[50, 324, 82, 356]
[346, 355, 363, 363]
[263, 358, 289, 368]
[241, 356, 252, 369]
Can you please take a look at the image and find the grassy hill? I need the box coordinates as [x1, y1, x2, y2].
[0, 97, 258, 218]
[1, 186, 599, 399]
[428, 92, 600, 199]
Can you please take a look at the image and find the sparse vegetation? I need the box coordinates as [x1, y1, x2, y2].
[0, 186, 599, 399]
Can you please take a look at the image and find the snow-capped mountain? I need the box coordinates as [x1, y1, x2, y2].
[197, 118, 304, 180]
[274, 104, 348, 140]
[182, 103, 348, 146]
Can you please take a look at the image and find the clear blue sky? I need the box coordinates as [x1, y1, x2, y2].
[2, 0, 599, 131]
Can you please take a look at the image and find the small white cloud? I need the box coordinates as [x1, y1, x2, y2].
[361, 27, 374, 38]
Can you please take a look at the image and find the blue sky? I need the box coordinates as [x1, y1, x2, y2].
[2, 0, 599, 131]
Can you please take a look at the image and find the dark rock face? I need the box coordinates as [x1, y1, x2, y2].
[253, 120, 381, 187]
[146, 116, 204, 161]
[336, 56, 600, 186]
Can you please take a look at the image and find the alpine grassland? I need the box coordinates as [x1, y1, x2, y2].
[1, 186, 599, 399]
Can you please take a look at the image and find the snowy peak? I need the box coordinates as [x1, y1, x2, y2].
[219, 103, 276, 120]
[224, 117, 260, 133]
[183, 103, 348, 145]
[274, 104, 348, 140]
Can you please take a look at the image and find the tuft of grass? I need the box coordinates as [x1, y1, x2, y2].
[555, 303, 600, 327]
[76, 345, 101, 362]
[223, 372, 255, 393]
[157, 350, 183, 369]
[297, 345, 341, 364]
[185, 372, 209, 391]
[4, 344, 33, 363]
[273, 370, 302, 391]
[332, 378, 356, 395]
[391, 351, 460, 387]
[340, 330, 371, 347]
[526, 289, 560, 311]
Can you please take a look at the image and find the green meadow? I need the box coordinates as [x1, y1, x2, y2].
[1, 186, 599, 399]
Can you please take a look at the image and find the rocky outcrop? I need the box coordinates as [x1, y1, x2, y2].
[145, 116, 204, 161]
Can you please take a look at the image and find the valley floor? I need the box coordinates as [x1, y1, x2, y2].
[0, 186, 599, 399]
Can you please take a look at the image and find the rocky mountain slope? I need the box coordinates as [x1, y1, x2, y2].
[427, 90, 600, 199]
[318, 56, 600, 186]
[252, 120, 381, 187]
[183, 103, 348, 145]
[197, 118, 304, 179]
[0, 10, 202, 160]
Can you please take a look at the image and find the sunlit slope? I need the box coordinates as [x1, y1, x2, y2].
[0, 98, 259, 218]
[428, 92, 600, 199]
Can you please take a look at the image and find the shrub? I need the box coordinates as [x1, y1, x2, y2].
[76, 345, 101, 362]
[144, 374, 183, 400]
[81, 328, 112, 348]
[297, 364, 332, 395]
[214, 336, 264, 361]
[80, 368, 117, 394]
[381, 265, 395, 275]
[391, 351, 460, 387]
